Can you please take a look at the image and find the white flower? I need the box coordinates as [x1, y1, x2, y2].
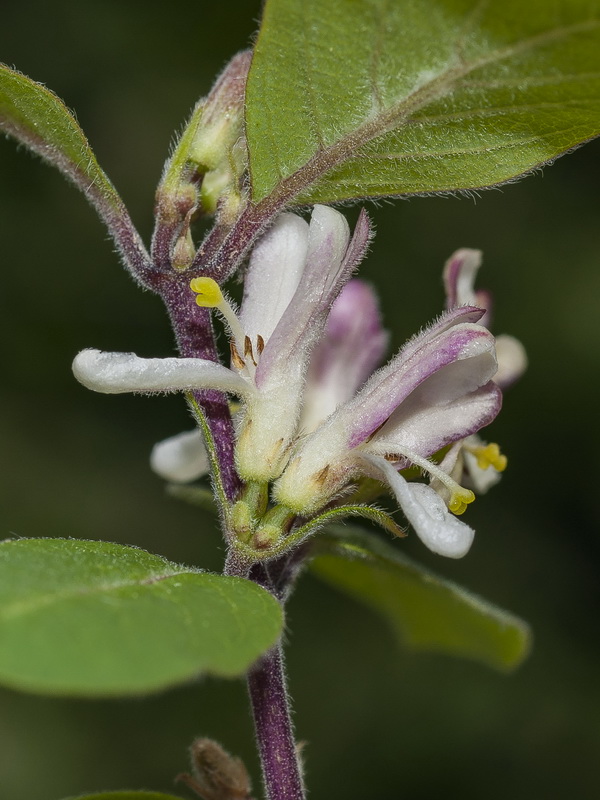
[73, 207, 507, 559]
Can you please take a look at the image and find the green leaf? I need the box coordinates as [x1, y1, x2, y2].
[246, 0, 600, 204]
[0, 538, 283, 696]
[63, 794, 184, 800]
[0, 65, 149, 273]
[310, 527, 530, 672]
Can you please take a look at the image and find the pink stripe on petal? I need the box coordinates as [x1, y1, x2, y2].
[344, 322, 495, 448]
[369, 382, 502, 463]
[301, 279, 389, 432]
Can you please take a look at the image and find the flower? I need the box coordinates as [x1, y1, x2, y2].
[73, 206, 506, 559]
[441, 248, 527, 494]
[443, 248, 527, 389]
[151, 275, 389, 484]
[273, 304, 500, 557]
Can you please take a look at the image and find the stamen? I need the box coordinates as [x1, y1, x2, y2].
[256, 334, 265, 355]
[379, 444, 474, 516]
[230, 342, 245, 371]
[466, 442, 507, 472]
[314, 464, 330, 485]
[244, 336, 257, 366]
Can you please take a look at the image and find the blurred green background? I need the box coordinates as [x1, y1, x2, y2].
[1, 2, 599, 798]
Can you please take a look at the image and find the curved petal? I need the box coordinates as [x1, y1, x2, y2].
[494, 334, 528, 388]
[239, 212, 309, 345]
[150, 429, 209, 483]
[274, 311, 495, 512]
[255, 205, 358, 386]
[364, 455, 475, 558]
[443, 248, 482, 307]
[443, 248, 492, 327]
[344, 313, 492, 448]
[235, 207, 372, 481]
[73, 349, 252, 396]
[292, 311, 493, 466]
[369, 382, 502, 462]
[300, 279, 389, 433]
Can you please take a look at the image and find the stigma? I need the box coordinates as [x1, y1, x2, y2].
[190, 277, 257, 375]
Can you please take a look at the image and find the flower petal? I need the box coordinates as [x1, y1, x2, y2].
[325, 310, 493, 452]
[235, 207, 372, 481]
[274, 309, 494, 512]
[364, 455, 475, 558]
[443, 248, 492, 326]
[150, 430, 209, 483]
[239, 212, 309, 345]
[369, 382, 502, 463]
[443, 248, 482, 307]
[255, 205, 365, 387]
[494, 334, 528, 388]
[72, 349, 252, 396]
[300, 279, 388, 433]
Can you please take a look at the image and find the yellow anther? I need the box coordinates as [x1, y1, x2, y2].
[470, 443, 507, 473]
[189, 277, 223, 308]
[448, 488, 475, 516]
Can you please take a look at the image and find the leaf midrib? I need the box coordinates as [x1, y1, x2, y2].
[0, 567, 198, 621]
[258, 16, 600, 204]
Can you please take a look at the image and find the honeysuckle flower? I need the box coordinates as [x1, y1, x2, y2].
[150, 277, 388, 484]
[442, 248, 527, 493]
[230, 205, 371, 480]
[72, 205, 505, 560]
[73, 204, 370, 477]
[443, 248, 527, 389]
[274, 304, 501, 556]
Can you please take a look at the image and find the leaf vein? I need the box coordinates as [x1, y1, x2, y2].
[409, 97, 599, 125]
[0, 568, 197, 620]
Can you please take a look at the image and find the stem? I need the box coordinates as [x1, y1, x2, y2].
[156, 272, 241, 500]
[247, 644, 305, 800]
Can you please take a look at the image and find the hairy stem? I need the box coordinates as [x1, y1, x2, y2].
[156, 272, 241, 500]
[247, 644, 305, 800]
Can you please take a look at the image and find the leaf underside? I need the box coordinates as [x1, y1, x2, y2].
[246, 0, 600, 203]
[311, 526, 531, 672]
[0, 539, 283, 696]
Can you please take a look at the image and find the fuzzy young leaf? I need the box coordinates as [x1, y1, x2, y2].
[311, 527, 530, 672]
[0, 539, 283, 696]
[246, 0, 600, 204]
[0, 64, 150, 275]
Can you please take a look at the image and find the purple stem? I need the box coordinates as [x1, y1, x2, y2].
[155, 272, 241, 500]
[248, 644, 305, 800]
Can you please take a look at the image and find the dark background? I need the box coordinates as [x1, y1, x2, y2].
[1, 2, 599, 799]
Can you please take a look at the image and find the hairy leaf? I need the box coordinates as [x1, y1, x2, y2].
[0, 539, 283, 696]
[247, 0, 600, 203]
[311, 527, 530, 671]
[0, 65, 150, 274]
